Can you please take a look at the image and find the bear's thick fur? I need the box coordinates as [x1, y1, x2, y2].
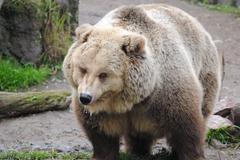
[63, 4, 222, 160]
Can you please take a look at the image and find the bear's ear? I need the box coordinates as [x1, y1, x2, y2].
[121, 34, 146, 58]
[75, 24, 93, 43]
[62, 42, 79, 88]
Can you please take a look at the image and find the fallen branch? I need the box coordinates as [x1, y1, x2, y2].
[0, 90, 71, 119]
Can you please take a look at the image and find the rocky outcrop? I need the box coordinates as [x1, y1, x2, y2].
[217, 0, 234, 5]
[0, 2, 42, 63]
[0, 0, 78, 64]
[233, 0, 240, 7]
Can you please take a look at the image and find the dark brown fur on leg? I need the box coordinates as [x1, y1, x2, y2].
[166, 111, 205, 160]
[72, 97, 120, 160]
[125, 132, 153, 156]
[84, 126, 120, 160]
[160, 81, 206, 160]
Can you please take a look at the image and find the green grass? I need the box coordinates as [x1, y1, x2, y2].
[0, 151, 57, 160]
[0, 151, 174, 160]
[0, 151, 122, 160]
[61, 152, 92, 160]
[0, 57, 51, 91]
[207, 125, 240, 148]
[0, 151, 91, 160]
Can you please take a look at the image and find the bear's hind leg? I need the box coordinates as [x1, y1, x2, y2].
[200, 72, 221, 119]
[163, 80, 206, 160]
[124, 132, 154, 156]
[166, 108, 205, 160]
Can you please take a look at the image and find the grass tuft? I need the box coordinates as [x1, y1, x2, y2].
[0, 56, 51, 91]
[0, 151, 174, 160]
[39, 0, 72, 65]
[61, 152, 92, 160]
[0, 150, 58, 160]
[207, 125, 240, 148]
[0, 151, 93, 160]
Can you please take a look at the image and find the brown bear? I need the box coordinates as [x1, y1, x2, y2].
[63, 4, 223, 160]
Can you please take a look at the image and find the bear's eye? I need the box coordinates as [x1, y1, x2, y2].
[98, 72, 108, 81]
[79, 67, 87, 74]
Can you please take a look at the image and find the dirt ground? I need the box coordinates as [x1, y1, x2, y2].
[0, 0, 240, 159]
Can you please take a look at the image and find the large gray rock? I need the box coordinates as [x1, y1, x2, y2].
[237, 0, 240, 7]
[208, 0, 218, 4]
[217, 0, 235, 5]
[233, 0, 240, 7]
[0, 2, 42, 63]
[207, 115, 233, 129]
[0, 0, 3, 9]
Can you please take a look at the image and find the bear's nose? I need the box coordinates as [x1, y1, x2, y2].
[79, 93, 92, 105]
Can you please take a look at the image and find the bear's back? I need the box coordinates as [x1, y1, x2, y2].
[96, 4, 220, 81]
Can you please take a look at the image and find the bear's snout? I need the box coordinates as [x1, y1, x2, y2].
[79, 93, 92, 105]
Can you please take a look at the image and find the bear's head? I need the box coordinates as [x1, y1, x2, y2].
[63, 24, 156, 114]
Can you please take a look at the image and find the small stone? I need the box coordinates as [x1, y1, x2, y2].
[0, 145, 4, 152]
[51, 78, 56, 82]
[54, 145, 71, 152]
[32, 145, 41, 150]
[210, 139, 227, 149]
[78, 141, 92, 152]
[207, 115, 233, 129]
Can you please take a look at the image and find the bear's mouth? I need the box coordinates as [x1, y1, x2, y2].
[95, 91, 115, 103]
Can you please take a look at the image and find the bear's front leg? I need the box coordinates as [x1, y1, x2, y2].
[125, 132, 154, 156]
[84, 126, 120, 160]
[72, 97, 120, 160]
